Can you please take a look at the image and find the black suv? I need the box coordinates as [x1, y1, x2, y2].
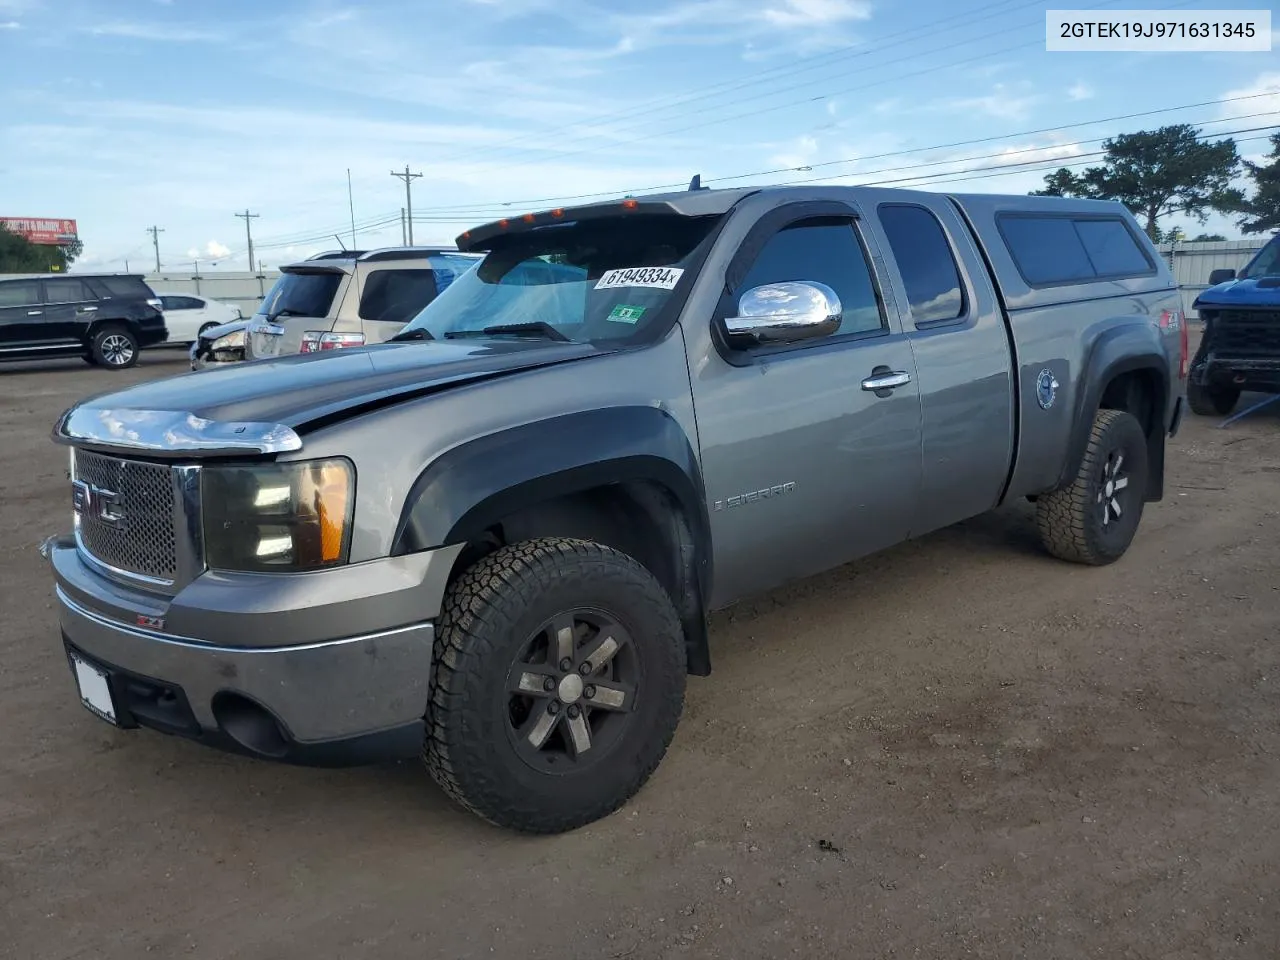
[0, 274, 168, 370]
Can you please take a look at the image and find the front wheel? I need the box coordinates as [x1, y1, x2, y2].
[1036, 408, 1149, 566]
[425, 538, 687, 834]
[1186, 380, 1239, 416]
[90, 326, 139, 369]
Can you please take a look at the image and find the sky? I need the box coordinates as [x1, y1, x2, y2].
[0, 0, 1277, 272]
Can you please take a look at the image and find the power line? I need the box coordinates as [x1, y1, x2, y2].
[443, 0, 1162, 178]
[390, 166, 423, 244]
[428, 0, 1041, 169]
[405, 95, 1280, 218]
[402, 124, 1278, 225]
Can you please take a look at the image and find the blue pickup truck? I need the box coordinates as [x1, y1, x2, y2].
[1188, 234, 1280, 415]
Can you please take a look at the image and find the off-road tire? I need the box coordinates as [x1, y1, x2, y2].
[1036, 408, 1149, 566]
[89, 325, 139, 369]
[1186, 380, 1240, 416]
[424, 537, 687, 834]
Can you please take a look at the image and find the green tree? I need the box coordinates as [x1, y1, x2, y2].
[0, 222, 82, 272]
[1233, 132, 1280, 235]
[1031, 124, 1243, 240]
[1030, 167, 1085, 197]
[1191, 232, 1228, 242]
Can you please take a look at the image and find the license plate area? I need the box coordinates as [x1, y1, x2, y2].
[69, 651, 119, 726]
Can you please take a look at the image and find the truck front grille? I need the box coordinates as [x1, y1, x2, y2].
[73, 450, 178, 584]
[1212, 309, 1280, 355]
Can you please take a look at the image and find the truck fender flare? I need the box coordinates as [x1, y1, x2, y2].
[391, 405, 712, 634]
[1059, 323, 1170, 498]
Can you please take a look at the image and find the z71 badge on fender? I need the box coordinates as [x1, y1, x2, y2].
[714, 482, 797, 512]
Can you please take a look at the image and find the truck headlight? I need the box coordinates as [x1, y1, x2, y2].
[202, 458, 354, 572]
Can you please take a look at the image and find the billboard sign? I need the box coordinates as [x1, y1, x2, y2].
[1, 217, 79, 246]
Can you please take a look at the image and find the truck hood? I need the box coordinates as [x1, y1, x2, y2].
[1194, 277, 1280, 308]
[55, 339, 609, 457]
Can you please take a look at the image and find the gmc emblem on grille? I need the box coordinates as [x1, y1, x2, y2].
[72, 479, 126, 527]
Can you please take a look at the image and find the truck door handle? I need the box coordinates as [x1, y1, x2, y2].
[76, 306, 98, 314]
[861, 370, 912, 392]
[27, 310, 42, 316]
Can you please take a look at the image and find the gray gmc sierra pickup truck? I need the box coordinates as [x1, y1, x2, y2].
[45, 184, 1186, 834]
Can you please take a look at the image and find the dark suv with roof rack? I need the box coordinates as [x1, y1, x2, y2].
[243, 246, 481, 361]
[0, 273, 168, 369]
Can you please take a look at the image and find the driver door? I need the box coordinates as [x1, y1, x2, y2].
[689, 210, 923, 607]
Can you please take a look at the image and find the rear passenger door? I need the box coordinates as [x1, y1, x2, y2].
[870, 200, 1015, 536]
[0, 279, 47, 354]
[691, 210, 924, 606]
[357, 269, 438, 344]
[40, 277, 101, 347]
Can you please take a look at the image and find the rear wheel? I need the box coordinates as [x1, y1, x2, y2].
[425, 537, 687, 834]
[90, 326, 139, 369]
[1186, 380, 1239, 416]
[1036, 408, 1149, 566]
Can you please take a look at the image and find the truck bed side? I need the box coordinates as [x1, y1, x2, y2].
[946, 193, 1183, 502]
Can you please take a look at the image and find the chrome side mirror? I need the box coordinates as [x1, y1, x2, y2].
[724, 281, 842, 345]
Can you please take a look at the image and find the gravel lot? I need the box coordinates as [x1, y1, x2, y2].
[3, 341, 1279, 960]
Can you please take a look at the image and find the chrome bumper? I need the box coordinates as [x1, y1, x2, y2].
[49, 539, 452, 751]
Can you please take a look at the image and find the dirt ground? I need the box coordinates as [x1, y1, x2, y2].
[2, 339, 1279, 960]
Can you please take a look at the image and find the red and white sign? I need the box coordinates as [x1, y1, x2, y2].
[1, 217, 79, 245]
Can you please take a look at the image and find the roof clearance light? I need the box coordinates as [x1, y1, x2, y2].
[461, 231, 471, 240]
[522, 213, 536, 223]
[551, 208, 564, 218]
[622, 199, 639, 210]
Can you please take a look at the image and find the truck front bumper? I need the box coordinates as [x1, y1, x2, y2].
[48, 538, 453, 766]
[1196, 355, 1280, 395]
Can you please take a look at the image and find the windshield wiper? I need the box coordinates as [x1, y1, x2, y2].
[266, 307, 307, 322]
[444, 322, 570, 342]
[387, 327, 434, 342]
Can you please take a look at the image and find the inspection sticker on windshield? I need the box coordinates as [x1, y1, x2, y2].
[607, 304, 647, 324]
[595, 266, 684, 291]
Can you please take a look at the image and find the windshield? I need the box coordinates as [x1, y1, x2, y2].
[258, 270, 343, 319]
[1239, 237, 1280, 280]
[397, 215, 720, 344]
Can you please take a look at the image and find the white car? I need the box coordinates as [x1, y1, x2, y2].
[154, 293, 244, 345]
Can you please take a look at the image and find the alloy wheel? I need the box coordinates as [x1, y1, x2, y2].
[1097, 449, 1130, 527]
[101, 334, 135, 366]
[504, 609, 639, 772]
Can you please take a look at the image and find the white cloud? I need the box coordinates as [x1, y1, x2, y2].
[204, 240, 231, 259]
[770, 134, 821, 169]
[947, 84, 1039, 122]
[88, 22, 225, 43]
[0, 20, 18, 29]
[1219, 71, 1280, 121]
[761, 0, 872, 27]
[1068, 82, 1094, 101]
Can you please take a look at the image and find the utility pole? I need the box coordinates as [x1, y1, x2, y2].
[146, 225, 164, 272]
[235, 209, 260, 274]
[390, 165, 421, 245]
[400, 207, 407, 246]
[347, 168, 357, 251]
